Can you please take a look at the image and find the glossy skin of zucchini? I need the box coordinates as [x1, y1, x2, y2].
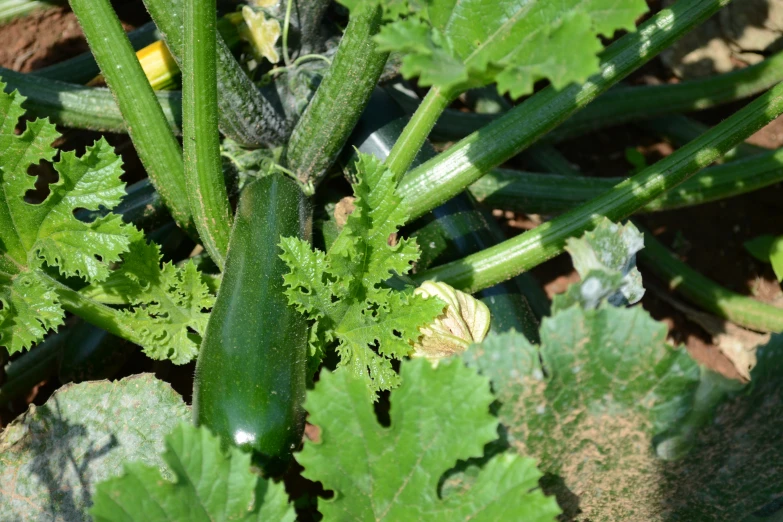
[193, 173, 309, 470]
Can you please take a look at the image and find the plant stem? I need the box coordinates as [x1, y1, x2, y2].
[68, 0, 193, 234]
[0, 0, 60, 24]
[385, 86, 453, 179]
[285, 0, 388, 186]
[413, 81, 783, 293]
[33, 21, 161, 84]
[282, 0, 293, 66]
[469, 146, 783, 214]
[638, 114, 766, 161]
[143, 0, 289, 147]
[183, 0, 232, 270]
[44, 273, 146, 346]
[639, 231, 783, 333]
[398, 0, 734, 222]
[393, 48, 783, 143]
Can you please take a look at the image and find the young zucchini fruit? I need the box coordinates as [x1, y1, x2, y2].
[193, 173, 309, 471]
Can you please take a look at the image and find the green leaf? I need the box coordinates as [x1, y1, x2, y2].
[90, 423, 295, 522]
[744, 234, 783, 282]
[81, 229, 215, 364]
[297, 357, 561, 521]
[465, 304, 702, 521]
[0, 80, 135, 353]
[355, 0, 648, 97]
[280, 153, 444, 398]
[561, 217, 645, 308]
[0, 374, 189, 521]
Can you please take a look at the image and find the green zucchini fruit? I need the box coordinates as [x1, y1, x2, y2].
[193, 173, 309, 471]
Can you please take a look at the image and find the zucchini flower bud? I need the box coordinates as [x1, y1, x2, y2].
[412, 281, 491, 362]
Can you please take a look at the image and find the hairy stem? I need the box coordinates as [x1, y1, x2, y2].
[183, 0, 232, 270]
[469, 146, 783, 214]
[640, 231, 783, 333]
[45, 273, 146, 346]
[68, 0, 193, 233]
[638, 114, 766, 161]
[285, 1, 388, 187]
[413, 81, 783, 293]
[398, 0, 734, 222]
[385, 86, 453, 180]
[143, 0, 289, 147]
[0, 68, 183, 134]
[393, 48, 783, 143]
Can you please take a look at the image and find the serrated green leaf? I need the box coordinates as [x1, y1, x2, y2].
[0, 271, 63, 354]
[80, 229, 214, 364]
[281, 153, 444, 398]
[298, 357, 561, 521]
[465, 304, 702, 521]
[0, 81, 135, 353]
[0, 374, 189, 522]
[352, 0, 648, 97]
[90, 423, 295, 522]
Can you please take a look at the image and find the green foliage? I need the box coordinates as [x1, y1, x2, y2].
[744, 234, 783, 281]
[0, 82, 213, 361]
[0, 82, 132, 354]
[0, 374, 189, 521]
[655, 335, 783, 521]
[559, 217, 645, 309]
[341, 0, 648, 97]
[91, 423, 295, 522]
[465, 308, 701, 520]
[280, 153, 444, 398]
[297, 357, 561, 521]
[81, 229, 214, 364]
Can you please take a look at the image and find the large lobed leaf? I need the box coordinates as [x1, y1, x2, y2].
[280, 153, 444, 398]
[0, 374, 189, 521]
[90, 423, 295, 522]
[342, 0, 648, 97]
[465, 304, 702, 520]
[0, 81, 213, 361]
[297, 357, 561, 521]
[0, 80, 132, 353]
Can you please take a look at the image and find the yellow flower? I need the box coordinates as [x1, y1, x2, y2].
[240, 5, 282, 64]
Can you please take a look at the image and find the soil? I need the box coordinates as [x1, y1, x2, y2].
[0, 2, 150, 73]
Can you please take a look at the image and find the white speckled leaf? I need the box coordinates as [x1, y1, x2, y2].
[465, 304, 702, 521]
[562, 217, 646, 308]
[0, 374, 189, 521]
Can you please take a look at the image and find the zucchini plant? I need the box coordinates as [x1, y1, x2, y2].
[1, 0, 782, 520]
